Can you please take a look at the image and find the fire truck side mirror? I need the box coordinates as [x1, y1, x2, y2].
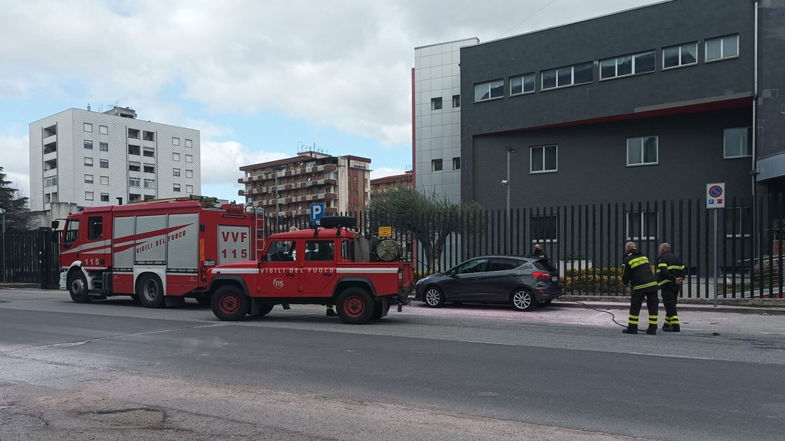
[51, 220, 59, 229]
[200, 224, 205, 232]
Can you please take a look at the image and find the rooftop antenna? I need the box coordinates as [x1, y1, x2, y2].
[87, 103, 91, 111]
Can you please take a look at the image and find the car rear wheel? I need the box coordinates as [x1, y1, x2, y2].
[423, 286, 444, 308]
[511, 288, 535, 311]
[336, 288, 374, 324]
[211, 285, 249, 321]
[67, 271, 91, 304]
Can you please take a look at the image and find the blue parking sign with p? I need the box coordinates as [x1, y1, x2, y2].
[310, 203, 325, 225]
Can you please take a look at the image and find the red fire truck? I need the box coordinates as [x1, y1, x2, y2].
[205, 217, 413, 324]
[58, 198, 263, 307]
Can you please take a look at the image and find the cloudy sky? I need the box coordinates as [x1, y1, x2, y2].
[0, 0, 658, 203]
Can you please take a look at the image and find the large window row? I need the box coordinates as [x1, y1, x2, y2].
[473, 34, 739, 102]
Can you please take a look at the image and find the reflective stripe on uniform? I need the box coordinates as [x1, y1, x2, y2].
[628, 256, 649, 268]
[658, 263, 668, 268]
[670, 315, 680, 324]
[649, 314, 658, 325]
[628, 314, 639, 325]
[668, 265, 685, 270]
[658, 279, 672, 286]
[633, 281, 658, 290]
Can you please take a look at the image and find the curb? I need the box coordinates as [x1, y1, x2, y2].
[554, 299, 785, 315]
[0, 283, 41, 289]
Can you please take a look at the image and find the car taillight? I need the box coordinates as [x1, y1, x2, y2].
[532, 271, 551, 280]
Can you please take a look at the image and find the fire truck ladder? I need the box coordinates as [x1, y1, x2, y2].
[251, 206, 266, 260]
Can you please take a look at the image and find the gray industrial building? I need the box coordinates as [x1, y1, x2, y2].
[458, 0, 785, 209]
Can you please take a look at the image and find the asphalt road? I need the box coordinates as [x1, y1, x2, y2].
[1, 288, 785, 441]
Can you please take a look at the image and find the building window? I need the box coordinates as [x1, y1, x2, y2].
[723, 127, 751, 158]
[706, 34, 739, 62]
[100, 176, 109, 185]
[186, 169, 193, 178]
[599, 51, 655, 80]
[84, 157, 93, 167]
[474, 80, 504, 102]
[128, 144, 140, 155]
[129, 177, 140, 187]
[129, 193, 141, 202]
[83, 123, 93, 132]
[44, 176, 57, 187]
[172, 152, 181, 161]
[452, 157, 461, 170]
[173, 168, 181, 177]
[85, 191, 94, 201]
[100, 193, 109, 202]
[185, 154, 193, 163]
[725, 206, 752, 238]
[84, 140, 93, 150]
[185, 139, 192, 148]
[84, 174, 93, 184]
[663, 42, 698, 69]
[626, 211, 658, 241]
[173, 183, 181, 192]
[143, 164, 155, 173]
[144, 195, 155, 201]
[530, 215, 558, 242]
[452, 95, 460, 108]
[143, 131, 155, 141]
[99, 142, 108, 152]
[100, 159, 109, 168]
[530, 145, 558, 173]
[431, 97, 442, 110]
[143, 147, 155, 158]
[186, 184, 193, 193]
[541, 62, 593, 90]
[128, 128, 140, 139]
[143, 179, 156, 189]
[626, 136, 658, 166]
[431, 159, 443, 172]
[129, 161, 141, 172]
[99, 125, 108, 135]
[510, 73, 535, 95]
[172, 137, 180, 146]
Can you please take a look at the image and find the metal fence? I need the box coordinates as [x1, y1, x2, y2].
[0, 228, 60, 289]
[266, 194, 784, 299]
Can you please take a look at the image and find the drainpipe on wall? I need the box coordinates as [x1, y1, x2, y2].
[752, 0, 760, 261]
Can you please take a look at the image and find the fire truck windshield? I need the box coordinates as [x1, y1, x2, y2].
[64, 219, 79, 247]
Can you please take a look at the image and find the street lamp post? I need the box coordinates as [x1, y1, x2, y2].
[274, 165, 286, 232]
[0, 208, 5, 283]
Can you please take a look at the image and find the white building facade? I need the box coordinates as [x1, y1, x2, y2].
[413, 38, 478, 202]
[29, 107, 201, 211]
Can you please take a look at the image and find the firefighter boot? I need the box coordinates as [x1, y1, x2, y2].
[646, 325, 657, 335]
[622, 325, 638, 335]
[664, 324, 680, 332]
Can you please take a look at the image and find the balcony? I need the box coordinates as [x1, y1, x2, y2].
[43, 135, 57, 148]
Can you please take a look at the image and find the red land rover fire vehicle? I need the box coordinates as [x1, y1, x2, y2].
[206, 217, 413, 324]
[58, 198, 263, 307]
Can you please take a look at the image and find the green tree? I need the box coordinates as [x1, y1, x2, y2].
[0, 166, 30, 231]
[368, 188, 481, 272]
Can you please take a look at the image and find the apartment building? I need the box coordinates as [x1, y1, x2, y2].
[370, 171, 413, 198]
[29, 106, 201, 211]
[239, 151, 371, 226]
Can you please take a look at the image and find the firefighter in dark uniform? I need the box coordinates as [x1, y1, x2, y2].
[657, 242, 685, 332]
[621, 241, 659, 335]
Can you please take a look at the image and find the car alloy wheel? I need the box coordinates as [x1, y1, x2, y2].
[424, 287, 443, 307]
[512, 289, 534, 311]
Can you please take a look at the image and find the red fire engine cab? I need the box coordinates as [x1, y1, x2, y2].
[206, 217, 413, 324]
[58, 199, 263, 307]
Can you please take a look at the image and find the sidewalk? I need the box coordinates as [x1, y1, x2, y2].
[557, 295, 785, 315]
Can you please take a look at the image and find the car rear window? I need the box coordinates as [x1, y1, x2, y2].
[533, 259, 556, 272]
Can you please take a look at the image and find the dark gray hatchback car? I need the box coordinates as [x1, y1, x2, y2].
[414, 256, 561, 311]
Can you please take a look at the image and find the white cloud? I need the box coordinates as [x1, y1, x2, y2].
[0, 135, 30, 198]
[371, 167, 407, 180]
[200, 140, 288, 187]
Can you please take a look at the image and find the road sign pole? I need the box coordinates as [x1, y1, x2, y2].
[714, 209, 719, 308]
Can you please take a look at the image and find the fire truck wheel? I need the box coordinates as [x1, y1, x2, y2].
[336, 288, 374, 324]
[67, 271, 91, 304]
[137, 274, 165, 308]
[211, 286, 249, 321]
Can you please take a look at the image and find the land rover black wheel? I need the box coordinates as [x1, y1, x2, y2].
[511, 288, 536, 311]
[211, 286, 249, 321]
[336, 288, 374, 324]
[423, 286, 444, 308]
[137, 274, 165, 308]
[67, 270, 91, 304]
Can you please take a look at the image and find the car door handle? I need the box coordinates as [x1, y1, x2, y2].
[322, 272, 334, 277]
